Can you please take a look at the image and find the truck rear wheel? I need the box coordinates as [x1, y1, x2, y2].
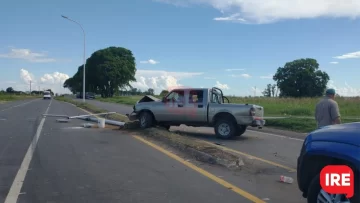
[214, 119, 236, 139]
[235, 125, 247, 136]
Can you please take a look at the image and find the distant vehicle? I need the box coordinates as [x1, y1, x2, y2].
[76, 92, 95, 99]
[43, 91, 51, 100]
[127, 87, 265, 139]
[297, 122, 360, 202]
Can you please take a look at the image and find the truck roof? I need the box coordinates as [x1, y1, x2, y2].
[171, 87, 210, 91]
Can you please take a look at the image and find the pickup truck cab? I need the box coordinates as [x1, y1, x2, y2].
[297, 122, 360, 202]
[127, 87, 265, 139]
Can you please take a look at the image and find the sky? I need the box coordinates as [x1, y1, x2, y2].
[1, 0, 360, 96]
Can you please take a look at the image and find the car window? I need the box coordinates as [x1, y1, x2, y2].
[189, 90, 204, 103]
[210, 92, 221, 104]
[166, 90, 184, 102]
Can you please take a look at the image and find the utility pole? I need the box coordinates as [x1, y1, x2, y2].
[30, 80, 32, 95]
[254, 86, 257, 97]
[62, 15, 86, 102]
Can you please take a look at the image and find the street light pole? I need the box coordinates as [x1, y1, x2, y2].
[61, 15, 86, 103]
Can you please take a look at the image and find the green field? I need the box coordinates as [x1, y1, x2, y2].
[96, 95, 360, 133]
[0, 93, 40, 102]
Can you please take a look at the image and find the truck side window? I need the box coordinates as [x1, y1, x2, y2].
[166, 90, 184, 103]
[189, 90, 203, 103]
[210, 92, 220, 103]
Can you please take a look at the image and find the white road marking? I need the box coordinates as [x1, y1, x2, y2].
[4, 99, 52, 203]
[0, 99, 39, 112]
[247, 130, 305, 142]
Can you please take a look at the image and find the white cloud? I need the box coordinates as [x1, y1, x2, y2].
[215, 81, 230, 90]
[204, 77, 216, 79]
[155, 0, 360, 24]
[225, 68, 245, 71]
[130, 70, 203, 94]
[260, 74, 273, 79]
[20, 69, 36, 83]
[40, 72, 70, 84]
[214, 13, 246, 22]
[330, 61, 339, 64]
[215, 81, 229, 90]
[0, 48, 56, 63]
[140, 59, 159, 64]
[230, 73, 251, 78]
[333, 51, 360, 59]
[327, 80, 360, 97]
[17, 69, 70, 94]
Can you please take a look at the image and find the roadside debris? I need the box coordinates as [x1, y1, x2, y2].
[279, 175, 293, 184]
[56, 119, 70, 123]
[43, 112, 116, 119]
[83, 123, 95, 128]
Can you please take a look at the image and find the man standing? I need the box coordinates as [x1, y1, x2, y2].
[315, 88, 341, 129]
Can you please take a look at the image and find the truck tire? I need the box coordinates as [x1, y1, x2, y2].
[307, 173, 353, 203]
[214, 119, 236, 139]
[139, 111, 153, 129]
[235, 125, 247, 136]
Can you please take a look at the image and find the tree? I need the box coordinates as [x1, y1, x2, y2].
[6, 87, 14, 93]
[145, 88, 154, 95]
[64, 46, 137, 98]
[160, 90, 169, 97]
[273, 58, 330, 97]
[262, 84, 277, 97]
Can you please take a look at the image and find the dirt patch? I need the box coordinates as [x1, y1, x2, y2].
[119, 122, 242, 169]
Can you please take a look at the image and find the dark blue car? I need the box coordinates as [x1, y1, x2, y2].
[297, 122, 360, 203]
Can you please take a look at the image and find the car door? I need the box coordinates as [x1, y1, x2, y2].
[156, 90, 185, 122]
[184, 89, 207, 122]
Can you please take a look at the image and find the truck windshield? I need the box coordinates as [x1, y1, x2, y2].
[44, 92, 50, 95]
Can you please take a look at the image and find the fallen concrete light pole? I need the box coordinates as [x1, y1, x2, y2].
[43, 112, 125, 128]
[77, 117, 125, 126]
[43, 112, 116, 119]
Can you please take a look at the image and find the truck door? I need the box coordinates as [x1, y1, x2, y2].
[158, 89, 185, 122]
[184, 89, 207, 122]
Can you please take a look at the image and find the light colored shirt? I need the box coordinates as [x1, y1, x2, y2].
[315, 97, 340, 128]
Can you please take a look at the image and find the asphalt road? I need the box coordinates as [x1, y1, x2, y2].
[0, 99, 306, 203]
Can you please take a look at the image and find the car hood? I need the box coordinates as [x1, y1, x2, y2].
[136, 95, 161, 103]
[308, 122, 360, 146]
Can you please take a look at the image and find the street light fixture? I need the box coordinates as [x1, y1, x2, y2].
[61, 15, 86, 102]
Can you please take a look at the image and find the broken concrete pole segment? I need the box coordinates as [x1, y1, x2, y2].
[43, 112, 116, 119]
[77, 117, 125, 127]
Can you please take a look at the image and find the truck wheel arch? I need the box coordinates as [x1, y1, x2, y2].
[212, 112, 237, 125]
[138, 109, 157, 125]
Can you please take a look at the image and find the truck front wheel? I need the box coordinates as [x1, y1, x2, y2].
[139, 111, 154, 129]
[214, 119, 236, 139]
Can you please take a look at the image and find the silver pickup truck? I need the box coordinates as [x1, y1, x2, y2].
[127, 87, 265, 139]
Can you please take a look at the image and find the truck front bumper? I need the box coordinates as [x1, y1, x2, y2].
[126, 111, 138, 121]
[251, 119, 266, 128]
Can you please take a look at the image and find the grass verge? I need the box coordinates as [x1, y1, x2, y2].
[0, 94, 40, 102]
[55, 96, 251, 170]
[97, 95, 360, 133]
